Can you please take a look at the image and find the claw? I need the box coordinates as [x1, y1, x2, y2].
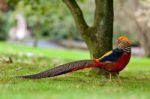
[115, 73, 122, 83]
[109, 73, 112, 82]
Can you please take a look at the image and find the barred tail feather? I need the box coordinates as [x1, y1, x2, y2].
[19, 60, 99, 79]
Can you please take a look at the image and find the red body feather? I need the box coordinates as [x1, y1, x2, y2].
[115, 53, 131, 72]
[96, 52, 131, 73]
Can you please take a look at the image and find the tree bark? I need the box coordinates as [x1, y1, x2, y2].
[89, 0, 113, 58]
[142, 31, 150, 57]
[63, 0, 113, 75]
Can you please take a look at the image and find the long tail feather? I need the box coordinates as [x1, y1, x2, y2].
[18, 60, 100, 79]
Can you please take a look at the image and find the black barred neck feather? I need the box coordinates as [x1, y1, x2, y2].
[118, 41, 131, 53]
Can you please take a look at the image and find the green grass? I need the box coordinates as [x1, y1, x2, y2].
[0, 42, 150, 99]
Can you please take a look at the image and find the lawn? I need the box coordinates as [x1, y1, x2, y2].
[0, 42, 150, 99]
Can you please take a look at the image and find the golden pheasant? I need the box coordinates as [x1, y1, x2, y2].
[19, 36, 131, 79]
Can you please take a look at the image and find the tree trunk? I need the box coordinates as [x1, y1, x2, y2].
[63, 0, 113, 58]
[33, 22, 41, 47]
[142, 32, 150, 57]
[84, 0, 113, 58]
[63, 0, 113, 75]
